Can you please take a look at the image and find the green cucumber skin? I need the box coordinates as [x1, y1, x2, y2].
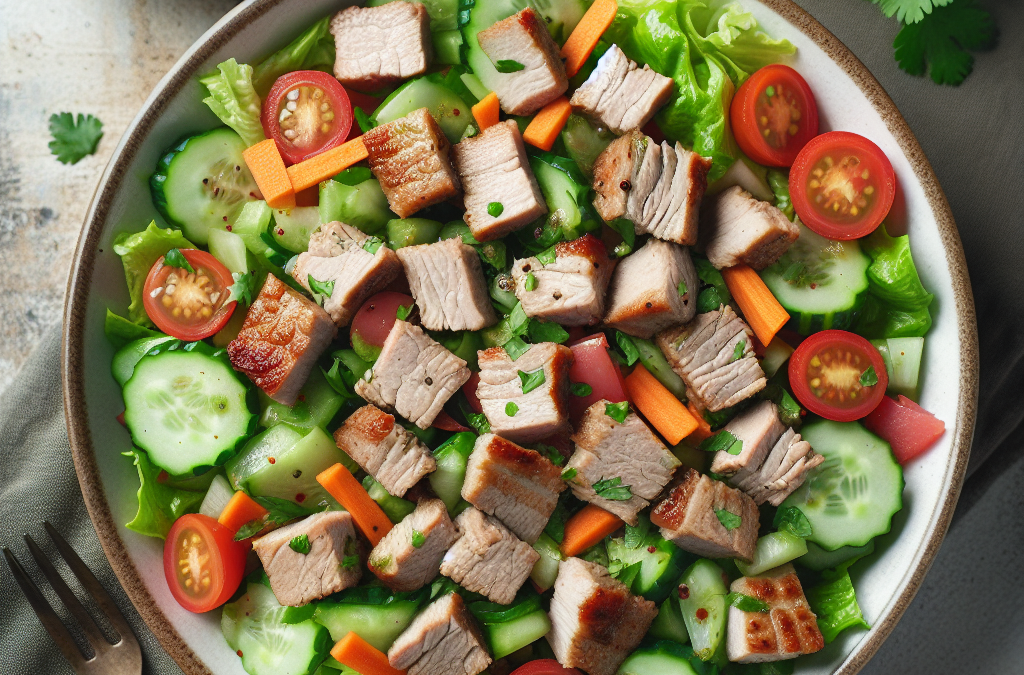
[486, 609, 552, 659]
[111, 336, 180, 387]
[530, 532, 562, 591]
[313, 601, 421, 652]
[735, 530, 808, 577]
[677, 559, 728, 662]
[649, 598, 690, 644]
[798, 540, 875, 572]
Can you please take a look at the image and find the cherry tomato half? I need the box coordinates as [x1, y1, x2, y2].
[510, 660, 583, 675]
[350, 292, 416, 362]
[262, 70, 353, 164]
[567, 333, 629, 423]
[143, 249, 236, 341]
[163, 514, 247, 613]
[789, 329, 888, 422]
[790, 131, 896, 240]
[731, 64, 819, 167]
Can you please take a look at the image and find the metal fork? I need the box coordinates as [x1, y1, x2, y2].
[3, 522, 142, 674]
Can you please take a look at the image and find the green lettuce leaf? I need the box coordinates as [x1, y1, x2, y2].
[199, 58, 266, 147]
[806, 566, 871, 643]
[684, 2, 796, 84]
[252, 16, 336, 97]
[112, 222, 195, 326]
[123, 449, 205, 539]
[103, 309, 162, 349]
[853, 296, 932, 339]
[861, 225, 934, 310]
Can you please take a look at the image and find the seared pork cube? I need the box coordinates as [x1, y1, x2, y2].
[656, 305, 767, 411]
[477, 8, 568, 115]
[452, 120, 546, 242]
[476, 342, 573, 444]
[710, 400, 786, 479]
[592, 130, 644, 222]
[564, 400, 681, 525]
[252, 511, 361, 607]
[726, 564, 824, 663]
[330, 2, 431, 91]
[228, 274, 337, 405]
[569, 45, 673, 135]
[388, 593, 492, 675]
[363, 107, 461, 218]
[603, 239, 699, 339]
[547, 557, 657, 675]
[734, 427, 825, 506]
[510, 234, 613, 326]
[291, 221, 402, 327]
[702, 186, 799, 270]
[333, 404, 436, 498]
[650, 468, 760, 561]
[369, 498, 459, 592]
[355, 320, 471, 429]
[440, 506, 540, 604]
[397, 238, 497, 331]
[461, 433, 566, 543]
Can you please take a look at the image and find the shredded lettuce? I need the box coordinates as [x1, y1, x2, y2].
[113, 221, 195, 326]
[123, 449, 205, 539]
[199, 58, 266, 147]
[252, 16, 336, 97]
[684, 2, 796, 84]
[806, 565, 871, 643]
[853, 225, 934, 338]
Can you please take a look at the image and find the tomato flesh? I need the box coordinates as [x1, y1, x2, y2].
[863, 394, 945, 464]
[511, 660, 583, 675]
[789, 329, 887, 422]
[463, 372, 483, 413]
[731, 64, 819, 167]
[262, 70, 353, 165]
[351, 292, 416, 347]
[567, 334, 629, 422]
[143, 249, 236, 341]
[164, 514, 247, 613]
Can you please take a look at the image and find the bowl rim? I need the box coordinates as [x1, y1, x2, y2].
[61, 1, 979, 673]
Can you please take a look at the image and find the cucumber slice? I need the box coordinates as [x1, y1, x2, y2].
[760, 336, 794, 378]
[111, 335, 180, 387]
[272, 206, 322, 253]
[208, 227, 255, 276]
[530, 532, 562, 591]
[258, 366, 345, 432]
[618, 641, 700, 675]
[199, 473, 235, 520]
[735, 531, 808, 577]
[872, 337, 924, 399]
[677, 559, 728, 662]
[429, 432, 477, 513]
[706, 155, 773, 202]
[761, 223, 871, 334]
[150, 128, 260, 245]
[372, 74, 475, 145]
[607, 531, 690, 603]
[319, 178, 394, 235]
[485, 609, 551, 659]
[386, 218, 443, 249]
[362, 475, 417, 523]
[122, 350, 254, 476]
[313, 598, 422, 652]
[781, 420, 904, 551]
[649, 598, 690, 644]
[798, 540, 875, 572]
[560, 114, 614, 178]
[528, 154, 595, 243]
[432, 29, 465, 65]
[633, 337, 688, 401]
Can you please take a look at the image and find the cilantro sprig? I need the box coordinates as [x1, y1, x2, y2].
[48, 112, 103, 164]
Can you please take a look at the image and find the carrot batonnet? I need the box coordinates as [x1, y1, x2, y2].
[523, 97, 573, 151]
[560, 0, 618, 78]
[331, 632, 405, 675]
[471, 92, 500, 132]
[722, 264, 791, 347]
[217, 491, 269, 534]
[242, 139, 295, 209]
[561, 504, 624, 558]
[286, 136, 369, 193]
[624, 364, 699, 445]
[686, 402, 715, 444]
[316, 463, 393, 546]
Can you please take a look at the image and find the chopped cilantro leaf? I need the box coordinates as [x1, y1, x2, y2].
[227, 272, 256, 305]
[715, 508, 742, 530]
[774, 505, 813, 539]
[163, 248, 195, 274]
[363, 236, 384, 254]
[732, 339, 746, 362]
[535, 443, 565, 466]
[503, 336, 530, 361]
[289, 534, 311, 555]
[494, 59, 525, 73]
[525, 272, 538, 291]
[505, 401, 519, 416]
[699, 430, 743, 456]
[615, 331, 640, 366]
[605, 401, 629, 423]
[893, 0, 996, 86]
[411, 530, 426, 548]
[727, 592, 770, 612]
[678, 280, 688, 297]
[528, 319, 569, 344]
[593, 477, 633, 501]
[48, 112, 103, 165]
[561, 467, 577, 481]
[396, 304, 413, 321]
[859, 366, 879, 387]
[518, 368, 546, 394]
[570, 382, 592, 397]
[342, 554, 360, 569]
[308, 275, 335, 297]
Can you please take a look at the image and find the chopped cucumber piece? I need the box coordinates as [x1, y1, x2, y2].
[372, 74, 474, 145]
[649, 598, 690, 644]
[258, 367, 345, 432]
[633, 337, 688, 401]
[272, 206, 321, 253]
[319, 178, 394, 235]
[736, 531, 808, 577]
[760, 335, 795, 378]
[677, 559, 728, 661]
[208, 227, 255, 276]
[313, 597, 422, 652]
[199, 473, 235, 520]
[485, 609, 551, 659]
[560, 114, 614, 177]
[528, 154, 596, 244]
[111, 335, 180, 387]
[432, 29, 465, 65]
[706, 154, 773, 202]
[618, 640, 700, 675]
[607, 527, 691, 603]
[799, 540, 875, 572]
[429, 432, 477, 513]
[871, 337, 924, 399]
[530, 532, 563, 591]
[362, 475, 417, 523]
[386, 218, 443, 249]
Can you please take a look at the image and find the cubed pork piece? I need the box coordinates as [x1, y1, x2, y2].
[710, 400, 786, 478]
[603, 239, 699, 339]
[564, 400, 681, 525]
[569, 45, 673, 135]
[330, 2, 431, 91]
[291, 221, 402, 327]
[388, 593, 492, 675]
[547, 557, 658, 675]
[227, 274, 337, 405]
[726, 564, 825, 663]
[510, 234, 613, 326]
[733, 427, 825, 507]
[369, 498, 459, 592]
[461, 433, 566, 543]
[452, 120, 546, 242]
[477, 8, 568, 115]
[397, 238, 497, 331]
[251, 511, 361, 607]
[592, 130, 643, 222]
[701, 186, 799, 270]
[476, 342, 573, 444]
[333, 404, 436, 498]
[355, 320, 471, 429]
[362, 107, 461, 218]
[656, 305, 766, 411]
[650, 468, 760, 561]
[440, 506, 540, 604]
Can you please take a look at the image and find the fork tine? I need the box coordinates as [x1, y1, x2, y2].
[25, 533, 110, 650]
[3, 547, 86, 668]
[43, 522, 137, 645]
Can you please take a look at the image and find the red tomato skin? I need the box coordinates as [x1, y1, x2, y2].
[350, 292, 416, 348]
[731, 64, 819, 167]
[142, 249, 236, 341]
[463, 372, 483, 413]
[433, 410, 471, 432]
[864, 395, 945, 464]
[262, 70, 353, 164]
[788, 329, 888, 422]
[567, 333, 629, 422]
[510, 660, 583, 675]
[163, 514, 247, 613]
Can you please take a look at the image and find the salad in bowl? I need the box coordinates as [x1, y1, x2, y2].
[97, 0, 952, 674]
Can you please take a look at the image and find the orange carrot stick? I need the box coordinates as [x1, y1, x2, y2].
[722, 264, 791, 346]
[560, 0, 618, 78]
[217, 491, 268, 534]
[624, 364, 699, 445]
[561, 504, 624, 558]
[523, 96, 572, 151]
[242, 139, 295, 209]
[331, 632, 406, 675]
[686, 402, 714, 444]
[286, 137, 369, 193]
[316, 463, 393, 546]
[471, 92, 500, 132]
